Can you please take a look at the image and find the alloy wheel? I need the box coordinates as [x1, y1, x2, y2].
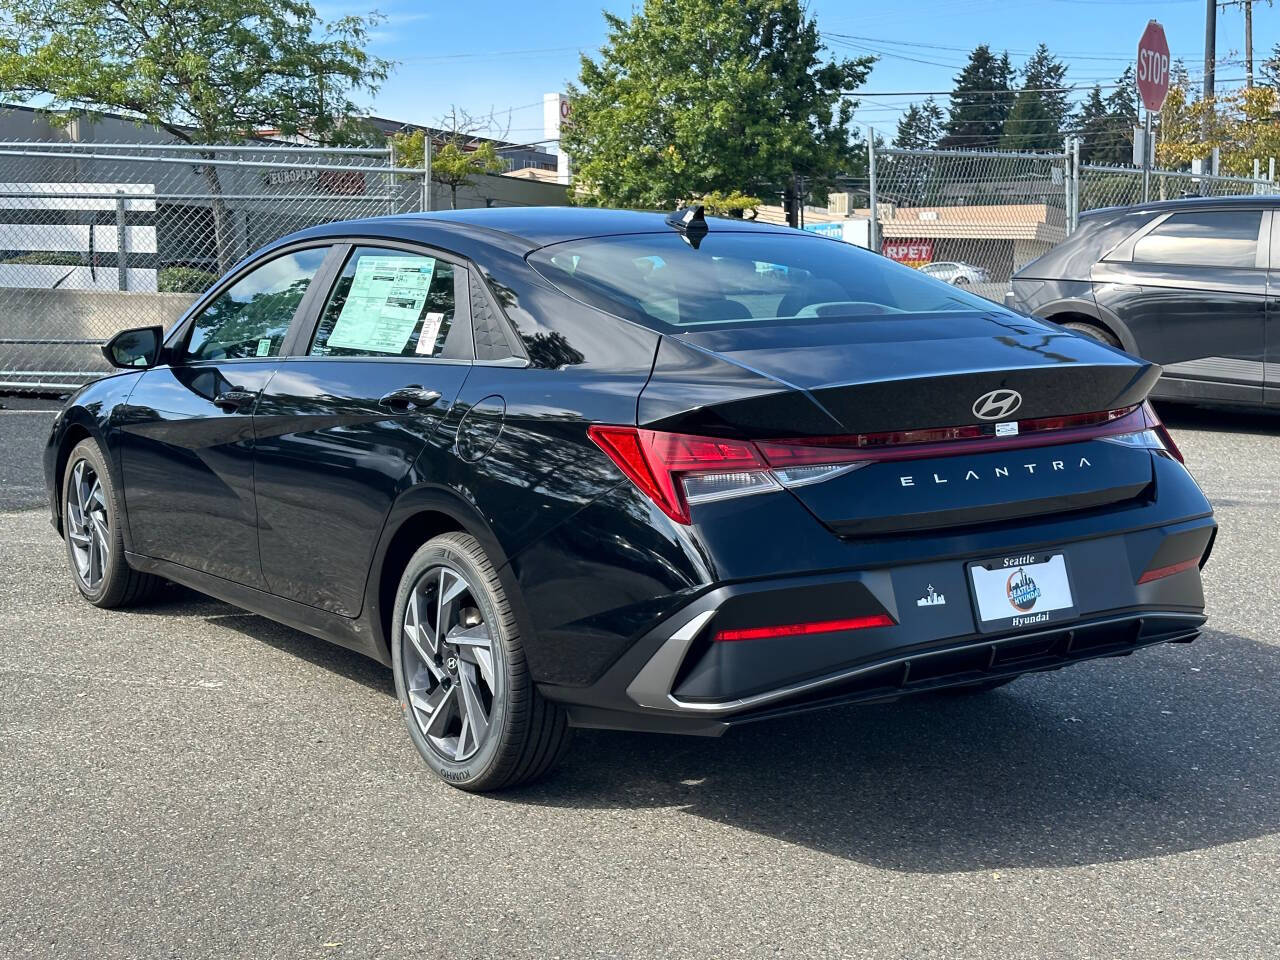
[402, 564, 500, 762]
[66, 459, 110, 592]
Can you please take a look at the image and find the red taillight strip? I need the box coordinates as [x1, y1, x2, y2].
[714, 614, 895, 642]
[757, 404, 1150, 467]
[1137, 557, 1200, 584]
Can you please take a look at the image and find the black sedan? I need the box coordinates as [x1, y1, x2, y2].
[1010, 195, 1279, 408]
[45, 206, 1216, 791]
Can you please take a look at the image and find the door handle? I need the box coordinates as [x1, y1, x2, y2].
[379, 385, 442, 412]
[213, 388, 257, 412]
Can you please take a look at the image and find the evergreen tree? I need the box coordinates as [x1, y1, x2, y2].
[940, 45, 1015, 149]
[1073, 84, 1111, 164]
[893, 97, 944, 149]
[1092, 65, 1139, 166]
[1260, 42, 1280, 88]
[1001, 44, 1069, 151]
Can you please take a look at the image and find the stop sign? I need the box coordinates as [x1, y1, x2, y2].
[1136, 20, 1170, 112]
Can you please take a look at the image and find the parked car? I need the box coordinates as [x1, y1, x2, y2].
[45, 207, 1215, 791]
[1009, 195, 1279, 407]
[920, 261, 990, 286]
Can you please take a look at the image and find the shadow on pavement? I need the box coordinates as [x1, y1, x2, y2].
[513, 628, 1280, 874]
[133, 585, 1279, 875]
[1154, 400, 1280, 436]
[137, 583, 395, 697]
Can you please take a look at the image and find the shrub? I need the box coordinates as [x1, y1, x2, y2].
[159, 266, 218, 293]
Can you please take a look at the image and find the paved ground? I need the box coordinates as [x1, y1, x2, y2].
[0, 399, 1277, 959]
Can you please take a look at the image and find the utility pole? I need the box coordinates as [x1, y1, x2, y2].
[1203, 0, 1217, 192]
[1245, 0, 1253, 88]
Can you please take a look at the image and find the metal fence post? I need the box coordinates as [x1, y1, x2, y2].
[867, 134, 879, 254]
[421, 135, 432, 213]
[387, 137, 397, 215]
[1072, 137, 1081, 232]
[115, 190, 128, 291]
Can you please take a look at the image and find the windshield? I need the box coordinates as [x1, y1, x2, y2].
[528, 231, 996, 330]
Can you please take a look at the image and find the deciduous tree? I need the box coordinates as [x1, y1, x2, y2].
[0, 0, 390, 269]
[561, 0, 872, 215]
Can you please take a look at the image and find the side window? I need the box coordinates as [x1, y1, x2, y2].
[184, 247, 328, 361]
[310, 247, 456, 358]
[1133, 210, 1262, 269]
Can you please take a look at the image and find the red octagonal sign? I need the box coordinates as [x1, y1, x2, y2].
[1136, 20, 1170, 112]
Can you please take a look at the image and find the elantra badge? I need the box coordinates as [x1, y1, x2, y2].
[973, 389, 1022, 420]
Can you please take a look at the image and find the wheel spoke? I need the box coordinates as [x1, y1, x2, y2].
[88, 531, 103, 586]
[437, 568, 467, 636]
[457, 662, 490, 750]
[422, 684, 458, 739]
[403, 591, 440, 673]
[71, 462, 87, 517]
[455, 714, 472, 760]
[450, 623, 494, 691]
[87, 479, 106, 514]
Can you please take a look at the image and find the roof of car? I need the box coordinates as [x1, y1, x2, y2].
[1082, 193, 1280, 220]
[289, 206, 796, 253]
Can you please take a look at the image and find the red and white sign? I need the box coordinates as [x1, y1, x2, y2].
[1136, 20, 1170, 112]
[883, 239, 934, 268]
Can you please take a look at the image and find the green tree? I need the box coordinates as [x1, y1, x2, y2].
[561, 0, 873, 217]
[1001, 44, 1069, 151]
[893, 97, 945, 149]
[940, 45, 1015, 149]
[393, 130, 505, 209]
[1261, 42, 1280, 87]
[0, 0, 390, 270]
[1073, 84, 1111, 164]
[1093, 65, 1140, 166]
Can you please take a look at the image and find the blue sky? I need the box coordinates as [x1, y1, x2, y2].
[352, 1, 1278, 144]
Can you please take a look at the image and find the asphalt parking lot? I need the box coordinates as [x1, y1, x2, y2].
[0, 397, 1276, 959]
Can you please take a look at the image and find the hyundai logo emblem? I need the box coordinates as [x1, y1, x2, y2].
[972, 389, 1023, 420]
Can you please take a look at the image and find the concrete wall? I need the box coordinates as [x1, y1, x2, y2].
[0, 287, 197, 380]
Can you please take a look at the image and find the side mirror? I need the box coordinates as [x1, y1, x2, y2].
[102, 326, 164, 369]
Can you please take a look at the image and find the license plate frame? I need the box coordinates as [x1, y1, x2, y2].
[967, 551, 1077, 634]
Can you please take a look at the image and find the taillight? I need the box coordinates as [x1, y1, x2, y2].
[1100, 402, 1184, 463]
[590, 401, 1183, 525]
[587, 426, 779, 524]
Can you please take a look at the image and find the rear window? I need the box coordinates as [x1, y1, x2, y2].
[528, 231, 995, 330]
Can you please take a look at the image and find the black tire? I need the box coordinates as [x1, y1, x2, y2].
[1063, 320, 1122, 349]
[61, 438, 162, 608]
[953, 275, 970, 287]
[933, 676, 1019, 695]
[391, 532, 571, 791]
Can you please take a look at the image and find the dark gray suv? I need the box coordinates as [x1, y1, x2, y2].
[1010, 196, 1278, 408]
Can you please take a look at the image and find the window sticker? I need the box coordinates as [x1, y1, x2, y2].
[414, 312, 446, 355]
[255, 337, 273, 357]
[326, 255, 437, 354]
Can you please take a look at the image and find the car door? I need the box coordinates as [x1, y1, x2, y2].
[1091, 206, 1267, 405]
[118, 244, 333, 587]
[252, 242, 473, 617]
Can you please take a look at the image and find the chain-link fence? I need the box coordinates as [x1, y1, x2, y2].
[3, 137, 1278, 393]
[0, 140, 424, 392]
[868, 142, 1277, 305]
[872, 147, 1070, 303]
[1077, 163, 1279, 214]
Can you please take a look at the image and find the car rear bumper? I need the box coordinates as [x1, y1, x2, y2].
[541, 514, 1216, 736]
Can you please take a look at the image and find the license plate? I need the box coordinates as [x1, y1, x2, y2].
[968, 552, 1075, 632]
